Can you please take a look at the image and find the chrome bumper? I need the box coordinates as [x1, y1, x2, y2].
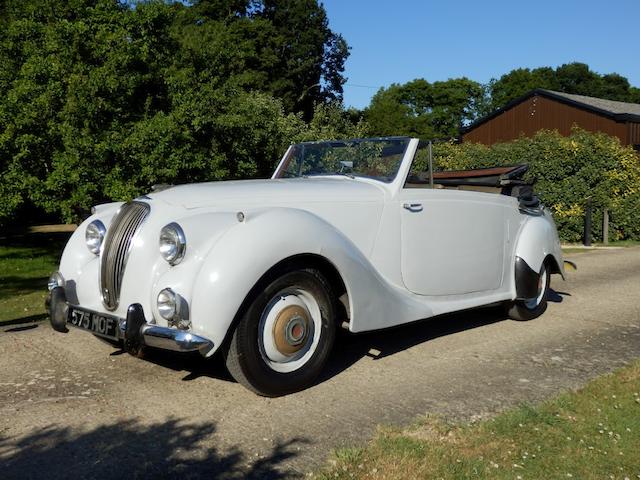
[47, 286, 214, 356]
[140, 324, 213, 354]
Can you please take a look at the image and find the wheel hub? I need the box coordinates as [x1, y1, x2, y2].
[273, 305, 309, 355]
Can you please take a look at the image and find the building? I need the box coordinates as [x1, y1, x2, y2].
[461, 89, 640, 150]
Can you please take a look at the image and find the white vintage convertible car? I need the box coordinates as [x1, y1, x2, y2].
[48, 137, 567, 396]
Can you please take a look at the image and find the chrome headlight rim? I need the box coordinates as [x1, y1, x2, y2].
[85, 219, 106, 255]
[159, 222, 186, 265]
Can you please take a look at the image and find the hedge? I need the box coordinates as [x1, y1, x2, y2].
[432, 128, 640, 242]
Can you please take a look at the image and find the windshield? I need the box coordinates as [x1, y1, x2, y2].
[275, 138, 410, 183]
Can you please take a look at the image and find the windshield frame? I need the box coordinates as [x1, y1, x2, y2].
[272, 137, 413, 184]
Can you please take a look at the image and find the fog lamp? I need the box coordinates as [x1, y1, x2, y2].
[157, 288, 179, 321]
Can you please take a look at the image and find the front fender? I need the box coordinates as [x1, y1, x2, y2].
[190, 207, 434, 355]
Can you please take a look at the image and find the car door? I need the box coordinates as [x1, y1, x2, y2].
[400, 188, 506, 296]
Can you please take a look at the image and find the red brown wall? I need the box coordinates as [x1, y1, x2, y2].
[628, 122, 640, 147]
[463, 95, 630, 145]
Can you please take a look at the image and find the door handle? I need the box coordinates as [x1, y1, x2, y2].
[403, 203, 423, 212]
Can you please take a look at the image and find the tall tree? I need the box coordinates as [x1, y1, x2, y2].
[256, 0, 349, 119]
[0, 0, 352, 223]
[183, 0, 349, 118]
[490, 62, 640, 108]
[365, 78, 487, 139]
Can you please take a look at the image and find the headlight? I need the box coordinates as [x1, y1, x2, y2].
[48, 271, 65, 291]
[159, 223, 186, 265]
[85, 220, 106, 255]
[157, 288, 179, 320]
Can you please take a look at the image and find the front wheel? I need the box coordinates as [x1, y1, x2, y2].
[506, 262, 550, 321]
[223, 268, 336, 396]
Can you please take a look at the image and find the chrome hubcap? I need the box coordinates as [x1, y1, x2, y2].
[258, 289, 321, 373]
[273, 305, 309, 355]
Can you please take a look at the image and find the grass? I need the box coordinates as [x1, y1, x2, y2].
[0, 233, 68, 324]
[562, 248, 588, 255]
[562, 240, 640, 255]
[318, 361, 640, 480]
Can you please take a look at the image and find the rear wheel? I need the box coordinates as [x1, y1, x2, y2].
[223, 268, 336, 396]
[507, 262, 550, 321]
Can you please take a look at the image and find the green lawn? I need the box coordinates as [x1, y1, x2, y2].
[562, 240, 640, 255]
[319, 361, 640, 480]
[0, 234, 68, 324]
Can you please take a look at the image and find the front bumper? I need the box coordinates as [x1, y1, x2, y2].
[47, 286, 214, 356]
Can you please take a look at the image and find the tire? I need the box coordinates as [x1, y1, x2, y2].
[506, 262, 550, 321]
[223, 268, 336, 396]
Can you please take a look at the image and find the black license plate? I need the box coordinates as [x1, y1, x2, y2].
[68, 306, 121, 340]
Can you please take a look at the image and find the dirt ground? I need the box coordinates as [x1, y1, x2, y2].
[1, 248, 639, 479]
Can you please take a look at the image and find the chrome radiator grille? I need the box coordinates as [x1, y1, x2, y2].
[100, 201, 150, 310]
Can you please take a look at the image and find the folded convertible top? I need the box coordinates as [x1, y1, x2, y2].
[432, 164, 530, 187]
[406, 164, 540, 209]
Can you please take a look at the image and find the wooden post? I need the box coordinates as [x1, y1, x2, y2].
[603, 208, 609, 245]
[428, 141, 434, 189]
[583, 198, 592, 247]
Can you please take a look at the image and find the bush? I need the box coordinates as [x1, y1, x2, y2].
[433, 129, 640, 242]
[0, 0, 351, 226]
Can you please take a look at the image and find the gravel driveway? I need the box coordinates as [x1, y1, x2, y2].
[1, 248, 639, 479]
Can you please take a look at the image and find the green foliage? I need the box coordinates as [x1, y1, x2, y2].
[2, 1, 639, 235]
[432, 129, 640, 242]
[256, 0, 349, 119]
[0, 0, 351, 224]
[364, 77, 488, 139]
[490, 62, 640, 108]
[0, 233, 69, 323]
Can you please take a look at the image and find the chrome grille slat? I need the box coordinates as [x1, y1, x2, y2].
[100, 202, 150, 310]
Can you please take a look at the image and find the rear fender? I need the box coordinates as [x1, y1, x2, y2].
[513, 210, 565, 286]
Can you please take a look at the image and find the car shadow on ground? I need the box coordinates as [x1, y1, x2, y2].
[548, 289, 570, 303]
[100, 289, 570, 389]
[0, 417, 305, 479]
[319, 304, 508, 384]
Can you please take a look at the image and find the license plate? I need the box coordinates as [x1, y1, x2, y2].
[67, 306, 121, 340]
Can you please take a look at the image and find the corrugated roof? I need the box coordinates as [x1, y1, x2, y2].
[539, 89, 640, 116]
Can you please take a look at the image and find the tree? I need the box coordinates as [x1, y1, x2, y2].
[364, 78, 487, 139]
[490, 62, 639, 109]
[488, 66, 557, 109]
[183, 0, 349, 119]
[256, 0, 349, 119]
[0, 0, 354, 224]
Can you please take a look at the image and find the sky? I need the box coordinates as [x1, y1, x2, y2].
[322, 0, 640, 109]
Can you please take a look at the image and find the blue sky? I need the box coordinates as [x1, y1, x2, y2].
[322, 0, 640, 109]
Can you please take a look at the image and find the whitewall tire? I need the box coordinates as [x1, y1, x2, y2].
[223, 268, 336, 396]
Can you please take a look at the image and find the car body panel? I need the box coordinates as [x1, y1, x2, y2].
[399, 189, 508, 295]
[514, 210, 565, 278]
[54, 136, 565, 358]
